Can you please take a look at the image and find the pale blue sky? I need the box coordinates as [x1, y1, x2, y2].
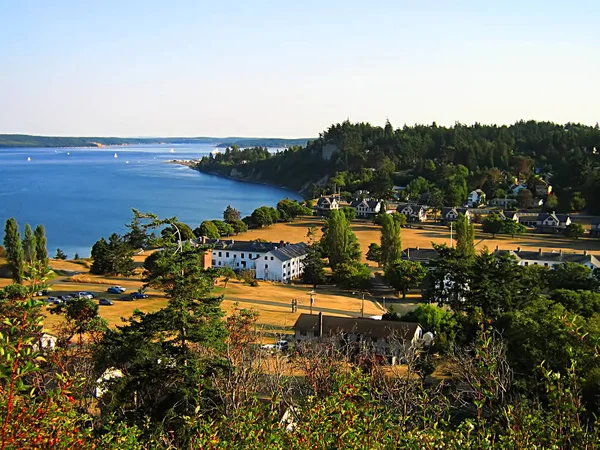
[1, 1, 598, 137]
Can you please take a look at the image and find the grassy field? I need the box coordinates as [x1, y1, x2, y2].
[234, 218, 600, 264]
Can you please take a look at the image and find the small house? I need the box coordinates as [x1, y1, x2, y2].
[535, 180, 552, 197]
[350, 199, 382, 218]
[495, 248, 600, 270]
[536, 212, 571, 233]
[314, 197, 339, 216]
[510, 183, 528, 195]
[441, 207, 471, 224]
[396, 203, 427, 222]
[490, 198, 518, 208]
[294, 313, 423, 365]
[467, 189, 486, 207]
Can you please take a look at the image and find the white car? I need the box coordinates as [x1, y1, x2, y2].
[77, 292, 94, 299]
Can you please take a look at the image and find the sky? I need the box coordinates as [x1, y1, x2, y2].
[0, 1, 598, 138]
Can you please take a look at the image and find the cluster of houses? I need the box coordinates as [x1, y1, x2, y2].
[194, 237, 309, 283]
[315, 188, 595, 236]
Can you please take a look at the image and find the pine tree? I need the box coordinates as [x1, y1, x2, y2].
[455, 213, 475, 258]
[124, 214, 148, 249]
[380, 213, 402, 266]
[22, 224, 37, 264]
[55, 248, 67, 260]
[34, 225, 49, 268]
[3, 218, 25, 283]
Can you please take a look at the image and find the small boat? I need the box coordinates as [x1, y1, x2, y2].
[67, 152, 70, 156]
[114, 153, 118, 158]
[125, 161, 129, 164]
[169, 148, 175, 153]
[27, 156, 31, 162]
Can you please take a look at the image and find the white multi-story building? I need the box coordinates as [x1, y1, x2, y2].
[204, 239, 308, 282]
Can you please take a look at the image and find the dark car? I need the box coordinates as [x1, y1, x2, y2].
[121, 294, 135, 301]
[131, 292, 148, 299]
[99, 298, 114, 306]
[58, 295, 73, 302]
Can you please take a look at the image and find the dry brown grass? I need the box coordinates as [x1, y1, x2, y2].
[66, 275, 119, 285]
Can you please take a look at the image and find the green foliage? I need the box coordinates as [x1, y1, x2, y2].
[481, 213, 503, 237]
[384, 259, 427, 298]
[3, 218, 24, 283]
[160, 221, 195, 244]
[379, 213, 402, 266]
[341, 206, 357, 221]
[195, 220, 220, 239]
[124, 210, 149, 249]
[366, 242, 382, 266]
[301, 245, 326, 288]
[547, 262, 596, 291]
[250, 206, 279, 227]
[54, 248, 67, 260]
[332, 261, 371, 290]
[455, 213, 475, 257]
[401, 304, 457, 353]
[90, 233, 135, 276]
[223, 204, 241, 222]
[277, 198, 312, 221]
[501, 219, 526, 237]
[563, 223, 585, 239]
[211, 219, 235, 237]
[517, 188, 534, 208]
[320, 209, 361, 267]
[544, 194, 559, 211]
[34, 224, 48, 268]
[228, 218, 248, 234]
[22, 223, 37, 265]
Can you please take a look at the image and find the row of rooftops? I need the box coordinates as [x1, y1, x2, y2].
[401, 246, 600, 267]
[194, 238, 308, 262]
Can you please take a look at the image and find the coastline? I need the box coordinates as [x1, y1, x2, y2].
[167, 159, 305, 199]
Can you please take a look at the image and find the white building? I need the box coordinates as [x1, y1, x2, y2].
[314, 197, 339, 216]
[495, 248, 600, 270]
[350, 199, 382, 218]
[206, 239, 308, 282]
[467, 189, 486, 207]
[396, 203, 427, 222]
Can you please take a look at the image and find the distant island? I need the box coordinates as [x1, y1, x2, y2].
[0, 134, 311, 149]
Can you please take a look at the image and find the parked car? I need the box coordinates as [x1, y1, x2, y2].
[130, 292, 148, 299]
[46, 297, 60, 304]
[99, 298, 114, 306]
[275, 340, 289, 351]
[121, 294, 135, 301]
[107, 286, 126, 294]
[41, 289, 51, 296]
[58, 295, 73, 302]
[82, 291, 96, 298]
[76, 292, 94, 300]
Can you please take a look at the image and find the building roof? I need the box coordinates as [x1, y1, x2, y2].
[198, 239, 283, 254]
[401, 247, 438, 262]
[350, 199, 381, 209]
[316, 197, 337, 208]
[269, 242, 309, 262]
[536, 212, 570, 223]
[494, 249, 600, 268]
[293, 313, 421, 340]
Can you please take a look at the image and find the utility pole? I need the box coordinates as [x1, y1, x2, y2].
[382, 296, 386, 310]
[361, 292, 365, 318]
[450, 222, 454, 248]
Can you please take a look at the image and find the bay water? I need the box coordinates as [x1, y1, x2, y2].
[0, 143, 301, 257]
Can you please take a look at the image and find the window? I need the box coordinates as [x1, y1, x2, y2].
[248, 253, 252, 258]
[544, 263, 548, 267]
[218, 262, 222, 266]
[226, 252, 229, 258]
[271, 257, 274, 260]
[212, 260, 216, 265]
[218, 252, 222, 257]
[241, 253, 244, 258]
[524, 262, 529, 266]
[265, 256, 268, 260]
[236, 263, 239, 267]
[265, 264, 268, 269]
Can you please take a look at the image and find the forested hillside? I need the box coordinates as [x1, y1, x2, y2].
[196, 120, 600, 213]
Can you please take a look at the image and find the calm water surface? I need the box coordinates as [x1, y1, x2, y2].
[0, 144, 301, 257]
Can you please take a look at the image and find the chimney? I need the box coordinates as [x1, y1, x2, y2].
[584, 250, 588, 256]
[318, 312, 323, 337]
[495, 245, 499, 251]
[517, 247, 521, 252]
[538, 248, 542, 255]
[280, 240, 285, 247]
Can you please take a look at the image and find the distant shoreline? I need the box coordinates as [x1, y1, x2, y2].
[167, 159, 305, 199]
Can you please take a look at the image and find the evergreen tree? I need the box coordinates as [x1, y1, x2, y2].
[301, 245, 326, 288]
[455, 213, 475, 257]
[320, 209, 361, 268]
[124, 212, 149, 249]
[380, 213, 402, 266]
[3, 218, 24, 283]
[34, 224, 48, 268]
[55, 248, 67, 260]
[223, 205, 241, 223]
[22, 223, 37, 265]
[366, 243, 382, 267]
[90, 234, 134, 276]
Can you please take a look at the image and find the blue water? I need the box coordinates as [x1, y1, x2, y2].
[0, 144, 301, 257]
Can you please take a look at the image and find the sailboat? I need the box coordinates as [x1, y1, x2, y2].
[169, 148, 175, 153]
[27, 156, 31, 162]
[114, 152, 118, 158]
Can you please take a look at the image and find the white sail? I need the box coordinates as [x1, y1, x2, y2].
[114, 153, 118, 158]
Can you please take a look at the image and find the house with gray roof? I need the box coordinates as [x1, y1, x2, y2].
[440, 207, 472, 224]
[350, 199, 382, 218]
[313, 197, 339, 216]
[536, 212, 571, 233]
[294, 312, 423, 365]
[396, 203, 427, 222]
[494, 248, 600, 270]
[201, 238, 308, 282]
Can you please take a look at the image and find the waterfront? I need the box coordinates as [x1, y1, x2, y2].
[0, 143, 301, 257]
